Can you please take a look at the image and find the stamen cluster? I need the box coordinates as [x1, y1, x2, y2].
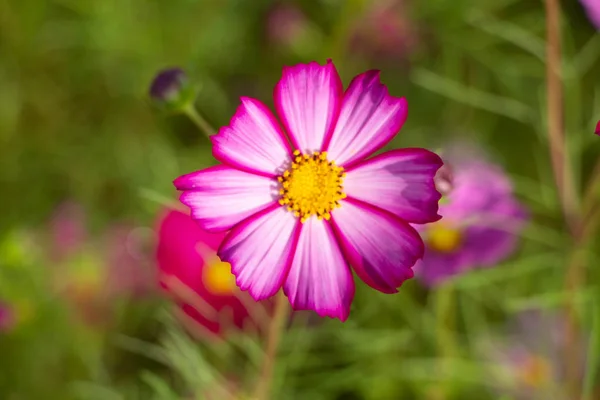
[278, 150, 346, 223]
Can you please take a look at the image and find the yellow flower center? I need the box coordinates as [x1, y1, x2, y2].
[278, 150, 346, 223]
[203, 258, 237, 295]
[520, 355, 551, 387]
[427, 222, 463, 253]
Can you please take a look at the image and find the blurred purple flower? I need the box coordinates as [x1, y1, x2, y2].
[414, 151, 528, 286]
[595, 120, 600, 135]
[581, 0, 600, 30]
[149, 68, 188, 104]
[266, 3, 308, 48]
[481, 310, 585, 399]
[350, 0, 418, 62]
[0, 302, 15, 332]
[61, 223, 155, 327]
[104, 224, 156, 299]
[49, 201, 87, 262]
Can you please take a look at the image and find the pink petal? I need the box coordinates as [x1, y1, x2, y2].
[274, 60, 343, 153]
[344, 149, 443, 224]
[283, 218, 354, 321]
[330, 199, 423, 294]
[325, 70, 408, 167]
[212, 97, 292, 176]
[218, 205, 300, 300]
[174, 166, 278, 232]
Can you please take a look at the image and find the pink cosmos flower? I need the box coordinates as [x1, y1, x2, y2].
[414, 152, 528, 286]
[156, 209, 266, 335]
[350, 0, 418, 62]
[174, 60, 443, 321]
[581, 0, 600, 30]
[266, 3, 308, 48]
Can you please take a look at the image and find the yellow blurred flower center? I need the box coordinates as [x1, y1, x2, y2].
[203, 259, 237, 295]
[278, 150, 346, 223]
[427, 222, 463, 253]
[520, 355, 551, 387]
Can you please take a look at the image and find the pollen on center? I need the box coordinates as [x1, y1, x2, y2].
[278, 150, 346, 223]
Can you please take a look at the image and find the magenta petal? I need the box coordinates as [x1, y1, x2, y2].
[325, 70, 408, 167]
[212, 97, 292, 176]
[219, 205, 300, 300]
[595, 120, 600, 136]
[174, 166, 277, 232]
[330, 199, 423, 294]
[344, 148, 443, 224]
[274, 60, 343, 153]
[283, 218, 354, 321]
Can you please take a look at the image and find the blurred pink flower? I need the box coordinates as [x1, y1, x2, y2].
[47, 202, 155, 326]
[156, 209, 268, 336]
[267, 3, 308, 48]
[48, 201, 87, 262]
[595, 120, 600, 135]
[350, 0, 418, 62]
[414, 151, 528, 286]
[481, 310, 585, 399]
[581, 0, 600, 30]
[104, 224, 156, 298]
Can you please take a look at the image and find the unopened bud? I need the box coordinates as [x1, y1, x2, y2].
[149, 68, 195, 111]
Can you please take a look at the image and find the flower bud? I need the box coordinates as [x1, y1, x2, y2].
[149, 68, 195, 111]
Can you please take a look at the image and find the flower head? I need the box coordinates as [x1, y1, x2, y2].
[156, 209, 262, 335]
[267, 4, 308, 48]
[581, 0, 600, 30]
[174, 60, 443, 321]
[149, 68, 195, 111]
[481, 310, 585, 399]
[350, 0, 418, 62]
[415, 150, 528, 286]
[595, 120, 600, 136]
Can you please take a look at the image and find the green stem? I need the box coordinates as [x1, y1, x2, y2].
[183, 104, 214, 138]
[252, 292, 289, 400]
[433, 284, 457, 399]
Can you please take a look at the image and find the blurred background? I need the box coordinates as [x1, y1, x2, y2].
[1, 0, 600, 399]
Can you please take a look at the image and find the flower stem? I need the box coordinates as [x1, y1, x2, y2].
[543, 0, 595, 397]
[433, 284, 457, 399]
[182, 104, 214, 139]
[543, 0, 578, 235]
[252, 291, 289, 400]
